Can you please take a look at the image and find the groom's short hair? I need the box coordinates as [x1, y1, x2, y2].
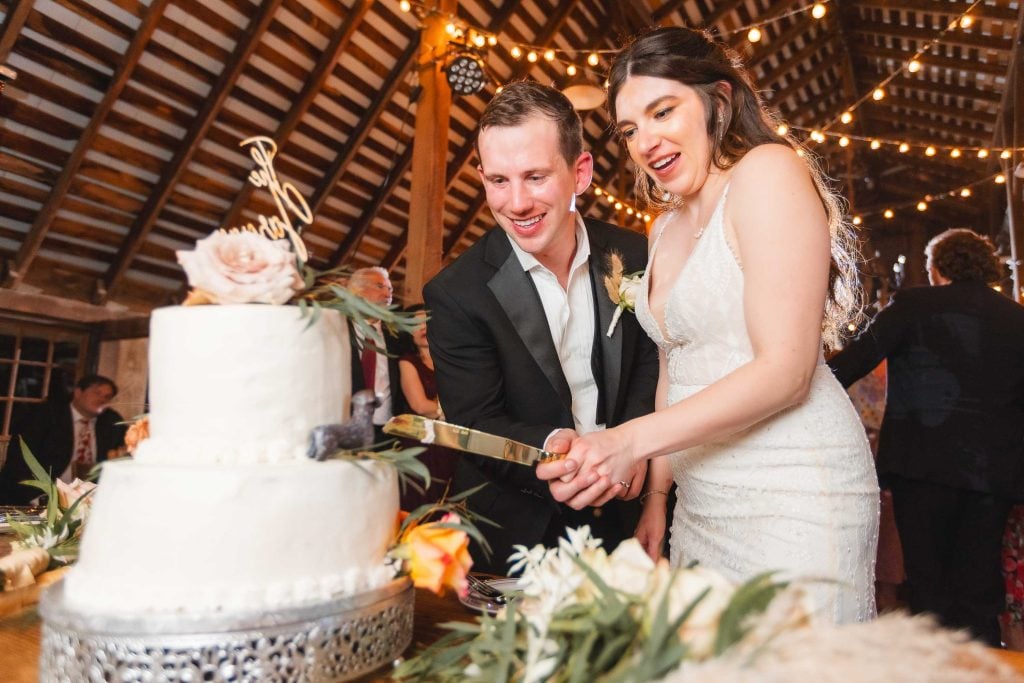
[476, 80, 583, 168]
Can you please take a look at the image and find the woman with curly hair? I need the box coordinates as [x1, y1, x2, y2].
[537, 26, 879, 624]
[829, 228, 1024, 645]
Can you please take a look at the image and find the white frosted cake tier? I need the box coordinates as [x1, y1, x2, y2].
[134, 305, 350, 466]
[64, 459, 398, 615]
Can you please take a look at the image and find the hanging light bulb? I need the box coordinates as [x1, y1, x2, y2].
[587, 53, 600, 67]
[898, 142, 910, 153]
[593, 187, 602, 195]
[840, 111, 853, 124]
[473, 33, 486, 48]
[917, 201, 928, 211]
[626, 207, 634, 215]
[399, 0, 411, 12]
[566, 64, 577, 76]
[977, 148, 989, 159]
[870, 139, 881, 150]
[884, 209, 894, 219]
[644, 214, 652, 222]
[925, 146, 936, 156]
[488, 35, 497, 46]
[872, 88, 885, 100]
[839, 136, 850, 147]
[950, 148, 961, 158]
[796, 148, 805, 157]
[853, 216, 863, 225]
[960, 15, 974, 28]
[527, 51, 538, 63]
[1001, 150, 1012, 159]
[445, 22, 457, 35]
[544, 49, 555, 61]
[996, 174, 1006, 184]
[495, 85, 503, 94]
[510, 46, 522, 59]
[908, 59, 921, 73]
[776, 123, 788, 135]
[960, 188, 972, 197]
[614, 202, 623, 210]
[747, 27, 762, 43]
[811, 3, 826, 19]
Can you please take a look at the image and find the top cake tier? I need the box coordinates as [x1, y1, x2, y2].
[134, 304, 350, 465]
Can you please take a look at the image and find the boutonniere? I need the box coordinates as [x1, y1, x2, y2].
[603, 251, 644, 337]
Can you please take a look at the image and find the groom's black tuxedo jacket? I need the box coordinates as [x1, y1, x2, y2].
[424, 218, 658, 572]
[829, 282, 1024, 498]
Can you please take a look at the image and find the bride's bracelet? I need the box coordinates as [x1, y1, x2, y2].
[639, 489, 669, 504]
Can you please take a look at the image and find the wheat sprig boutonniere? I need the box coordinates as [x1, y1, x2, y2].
[604, 251, 644, 337]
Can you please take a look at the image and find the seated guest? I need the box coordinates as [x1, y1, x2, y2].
[829, 228, 1024, 646]
[0, 374, 126, 504]
[397, 305, 456, 510]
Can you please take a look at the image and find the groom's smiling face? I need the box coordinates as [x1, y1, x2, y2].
[477, 114, 593, 272]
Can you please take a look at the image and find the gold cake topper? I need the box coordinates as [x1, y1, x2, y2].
[220, 136, 311, 263]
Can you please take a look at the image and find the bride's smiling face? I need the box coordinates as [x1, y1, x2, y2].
[614, 75, 717, 200]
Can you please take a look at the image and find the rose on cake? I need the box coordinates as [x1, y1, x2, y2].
[178, 230, 303, 306]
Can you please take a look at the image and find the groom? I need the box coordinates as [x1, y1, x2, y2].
[423, 81, 658, 572]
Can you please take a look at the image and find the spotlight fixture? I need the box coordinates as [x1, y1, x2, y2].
[446, 52, 488, 96]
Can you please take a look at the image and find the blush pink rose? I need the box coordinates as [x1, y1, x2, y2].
[177, 231, 303, 305]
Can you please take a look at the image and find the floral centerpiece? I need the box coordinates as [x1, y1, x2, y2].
[394, 527, 809, 682]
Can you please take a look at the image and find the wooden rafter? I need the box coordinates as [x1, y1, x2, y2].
[216, 0, 373, 233]
[96, 0, 284, 304]
[849, 18, 1014, 53]
[0, 0, 33, 62]
[5, 0, 170, 289]
[303, 36, 419, 264]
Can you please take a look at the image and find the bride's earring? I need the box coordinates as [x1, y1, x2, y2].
[569, 192, 577, 213]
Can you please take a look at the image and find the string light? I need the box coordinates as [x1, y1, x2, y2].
[898, 142, 909, 153]
[399, 0, 411, 12]
[840, 111, 853, 125]
[925, 146, 936, 157]
[811, 3, 827, 19]
[839, 136, 850, 147]
[527, 51, 538, 63]
[748, 27, 762, 43]
[870, 139, 881, 150]
[544, 49, 555, 62]
[977, 149, 988, 159]
[777, 123, 789, 135]
[1002, 150, 1012, 160]
[852, 172, 1005, 224]
[566, 64, 577, 76]
[587, 53, 600, 67]
[819, 0, 985, 132]
[950, 148, 961, 159]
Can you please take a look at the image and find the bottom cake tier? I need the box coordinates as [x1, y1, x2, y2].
[64, 458, 399, 615]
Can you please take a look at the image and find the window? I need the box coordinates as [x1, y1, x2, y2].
[0, 321, 88, 438]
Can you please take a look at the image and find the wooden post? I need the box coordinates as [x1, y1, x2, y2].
[403, 1, 455, 305]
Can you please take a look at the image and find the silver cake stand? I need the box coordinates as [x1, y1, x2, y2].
[38, 577, 414, 682]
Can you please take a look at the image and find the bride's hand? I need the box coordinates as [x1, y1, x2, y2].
[543, 429, 638, 510]
[635, 497, 667, 561]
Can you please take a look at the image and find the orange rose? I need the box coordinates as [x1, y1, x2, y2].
[124, 417, 150, 454]
[401, 512, 472, 597]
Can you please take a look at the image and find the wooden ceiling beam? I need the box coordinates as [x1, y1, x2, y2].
[873, 94, 996, 127]
[749, 0, 814, 71]
[853, 41, 1006, 76]
[5, 0, 170, 290]
[303, 34, 419, 262]
[852, 0, 1018, 23]
[849, 17, 1014, 53]
[378, 0, 582, 270]
[651, 0, 685, 23]
[855, 71, 1001, 105]
[862, 110, 990, 145]
[96, 0, 284, 304]
[0, 0, 34, 62]
[216, 0, 373, 234]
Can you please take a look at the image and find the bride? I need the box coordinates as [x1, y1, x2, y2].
[537, 27, 880, 623]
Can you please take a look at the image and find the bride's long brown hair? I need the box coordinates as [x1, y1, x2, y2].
[607, 27, 863, 348]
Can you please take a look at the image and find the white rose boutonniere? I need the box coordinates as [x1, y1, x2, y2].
[603, 251, 644, 337]
[177, 231, 303, 306]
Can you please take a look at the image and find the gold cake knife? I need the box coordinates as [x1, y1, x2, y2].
[383, 414, 564, 466]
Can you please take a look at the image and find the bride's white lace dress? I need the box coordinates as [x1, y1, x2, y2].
[635, 188, 880, 623]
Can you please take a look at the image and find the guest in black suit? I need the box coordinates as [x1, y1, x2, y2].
[346, 267, 408, 443]
[424, 82, 659, 572]
[829, 228, 1024, 646]
[0, 374, 126, 505]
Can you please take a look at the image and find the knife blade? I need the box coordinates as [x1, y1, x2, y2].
[383, 414, 564, 466]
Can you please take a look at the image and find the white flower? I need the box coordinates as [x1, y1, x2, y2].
[600, 538, 656, 596]
[55, 478, 96, 523]
[658, 565, 737, 659]
[606, 272, 644, 337]
[177, 231, 303, 305]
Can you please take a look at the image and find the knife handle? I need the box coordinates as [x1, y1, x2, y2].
[536, 450, 565, 464]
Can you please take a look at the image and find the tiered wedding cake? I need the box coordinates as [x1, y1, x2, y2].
[63, 304, 399, 615]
